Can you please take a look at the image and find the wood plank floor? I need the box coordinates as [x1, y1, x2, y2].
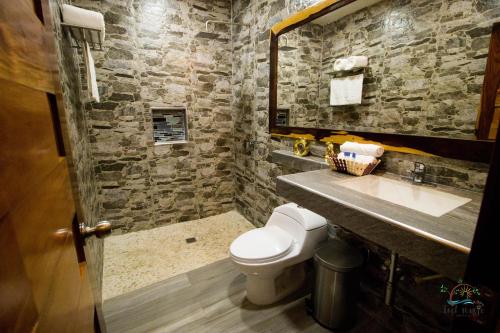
[103, 258, 384, 333]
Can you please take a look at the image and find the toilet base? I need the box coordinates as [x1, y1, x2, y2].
[245, 262, 306, 305]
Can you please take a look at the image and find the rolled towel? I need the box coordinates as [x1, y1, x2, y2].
[333, 58, 348, 71]
[337, 151, 354, 160]
[340, 141, 384, 157]
[333, 56, 368, 71]
[338, 152, 376, 164]
[62, 4, 105, 43]
[355, 154, 376, 164]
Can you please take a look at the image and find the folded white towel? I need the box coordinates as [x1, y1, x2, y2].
[340, 141, 384, 157]
[83, 42, 100, 102]
[62, 4, 105, 43]
[338, 152, 376, 164]
[330, 74, 363, 105]
[333, 56, 368, 71]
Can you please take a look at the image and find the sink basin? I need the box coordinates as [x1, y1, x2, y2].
[336, 175, 471, 217]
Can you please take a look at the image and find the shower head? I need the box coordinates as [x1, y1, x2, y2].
[278, 35, 296, 51]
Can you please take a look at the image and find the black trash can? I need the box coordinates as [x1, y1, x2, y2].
[312, 239, 364, 330]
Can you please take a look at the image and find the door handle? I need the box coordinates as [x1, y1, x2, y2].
[80, 221, 112, 239]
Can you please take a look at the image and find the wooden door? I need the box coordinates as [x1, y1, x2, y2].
[0, 0, 95, 332]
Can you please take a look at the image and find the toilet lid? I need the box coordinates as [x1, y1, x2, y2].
[230, 226, 293, 263]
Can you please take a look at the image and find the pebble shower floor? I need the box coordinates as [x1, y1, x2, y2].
[102, 210, 255, 300]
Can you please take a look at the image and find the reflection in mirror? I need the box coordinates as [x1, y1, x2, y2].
[277, 0, 497, 139]
[276, 108, 290, 126]
[277, 24, 322, 127]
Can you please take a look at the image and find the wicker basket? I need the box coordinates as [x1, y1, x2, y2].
[325, 153, 380, 176]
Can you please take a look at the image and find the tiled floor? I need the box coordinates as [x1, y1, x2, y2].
[103, 258, 330, 333]
[102, 210, 255, 300]
[103, 258, 386, 333]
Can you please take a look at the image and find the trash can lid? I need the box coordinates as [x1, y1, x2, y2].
[314, 240, 364, 272]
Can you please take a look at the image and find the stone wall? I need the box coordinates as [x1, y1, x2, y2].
[318, 0, 499, 138]
[48, 0, 104, 305]
[73, 0, 234, 233]
[232, 0, 317, 227]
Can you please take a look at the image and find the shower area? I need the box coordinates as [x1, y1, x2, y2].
[59, 0, 258, 301]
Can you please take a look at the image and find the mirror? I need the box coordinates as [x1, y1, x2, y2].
[275, 0, 496, 139]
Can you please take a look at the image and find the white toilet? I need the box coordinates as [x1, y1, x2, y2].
[230, 203, 327, 305]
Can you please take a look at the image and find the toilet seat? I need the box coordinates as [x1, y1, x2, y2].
[230, 226, 293, 264]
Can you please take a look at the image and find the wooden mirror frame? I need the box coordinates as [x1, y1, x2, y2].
[269, 0, 498, 163]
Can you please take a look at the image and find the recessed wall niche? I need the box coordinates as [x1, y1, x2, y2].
[152, 107, 188, 145]
[276, 108, 289, 126]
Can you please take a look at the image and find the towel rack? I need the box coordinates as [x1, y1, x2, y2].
[61, 23, 103, 50]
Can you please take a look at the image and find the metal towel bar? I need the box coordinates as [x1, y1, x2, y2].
[61, 23, 103, 50]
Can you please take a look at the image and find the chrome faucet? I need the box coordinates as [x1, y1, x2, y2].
[410, 162, 426, 184]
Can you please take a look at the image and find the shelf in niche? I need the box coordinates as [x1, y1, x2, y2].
[277, 108, 290, 126]
[154, 140, 188, 146]
[152, 107, 188, 145]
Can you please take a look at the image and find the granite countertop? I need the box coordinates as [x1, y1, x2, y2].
[277, 169, 482, 253]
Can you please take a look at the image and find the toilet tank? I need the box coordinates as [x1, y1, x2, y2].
[273, 203, 326, 230]
[267, 203, 327, 242]
[267, 203, 328, 257]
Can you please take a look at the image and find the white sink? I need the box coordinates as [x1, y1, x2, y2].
[336, 175, 471, 217]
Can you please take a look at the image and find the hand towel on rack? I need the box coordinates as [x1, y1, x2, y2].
[340, 141, 384, 157]
[62, 4, 105, 43]
[330, 74, 363, 106]
[333, 56, 368, 71]
[83, 42, 100, 103]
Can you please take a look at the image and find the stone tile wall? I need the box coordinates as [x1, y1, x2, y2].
[48, 0, 104, 305]
[73, 0, 235, 233]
